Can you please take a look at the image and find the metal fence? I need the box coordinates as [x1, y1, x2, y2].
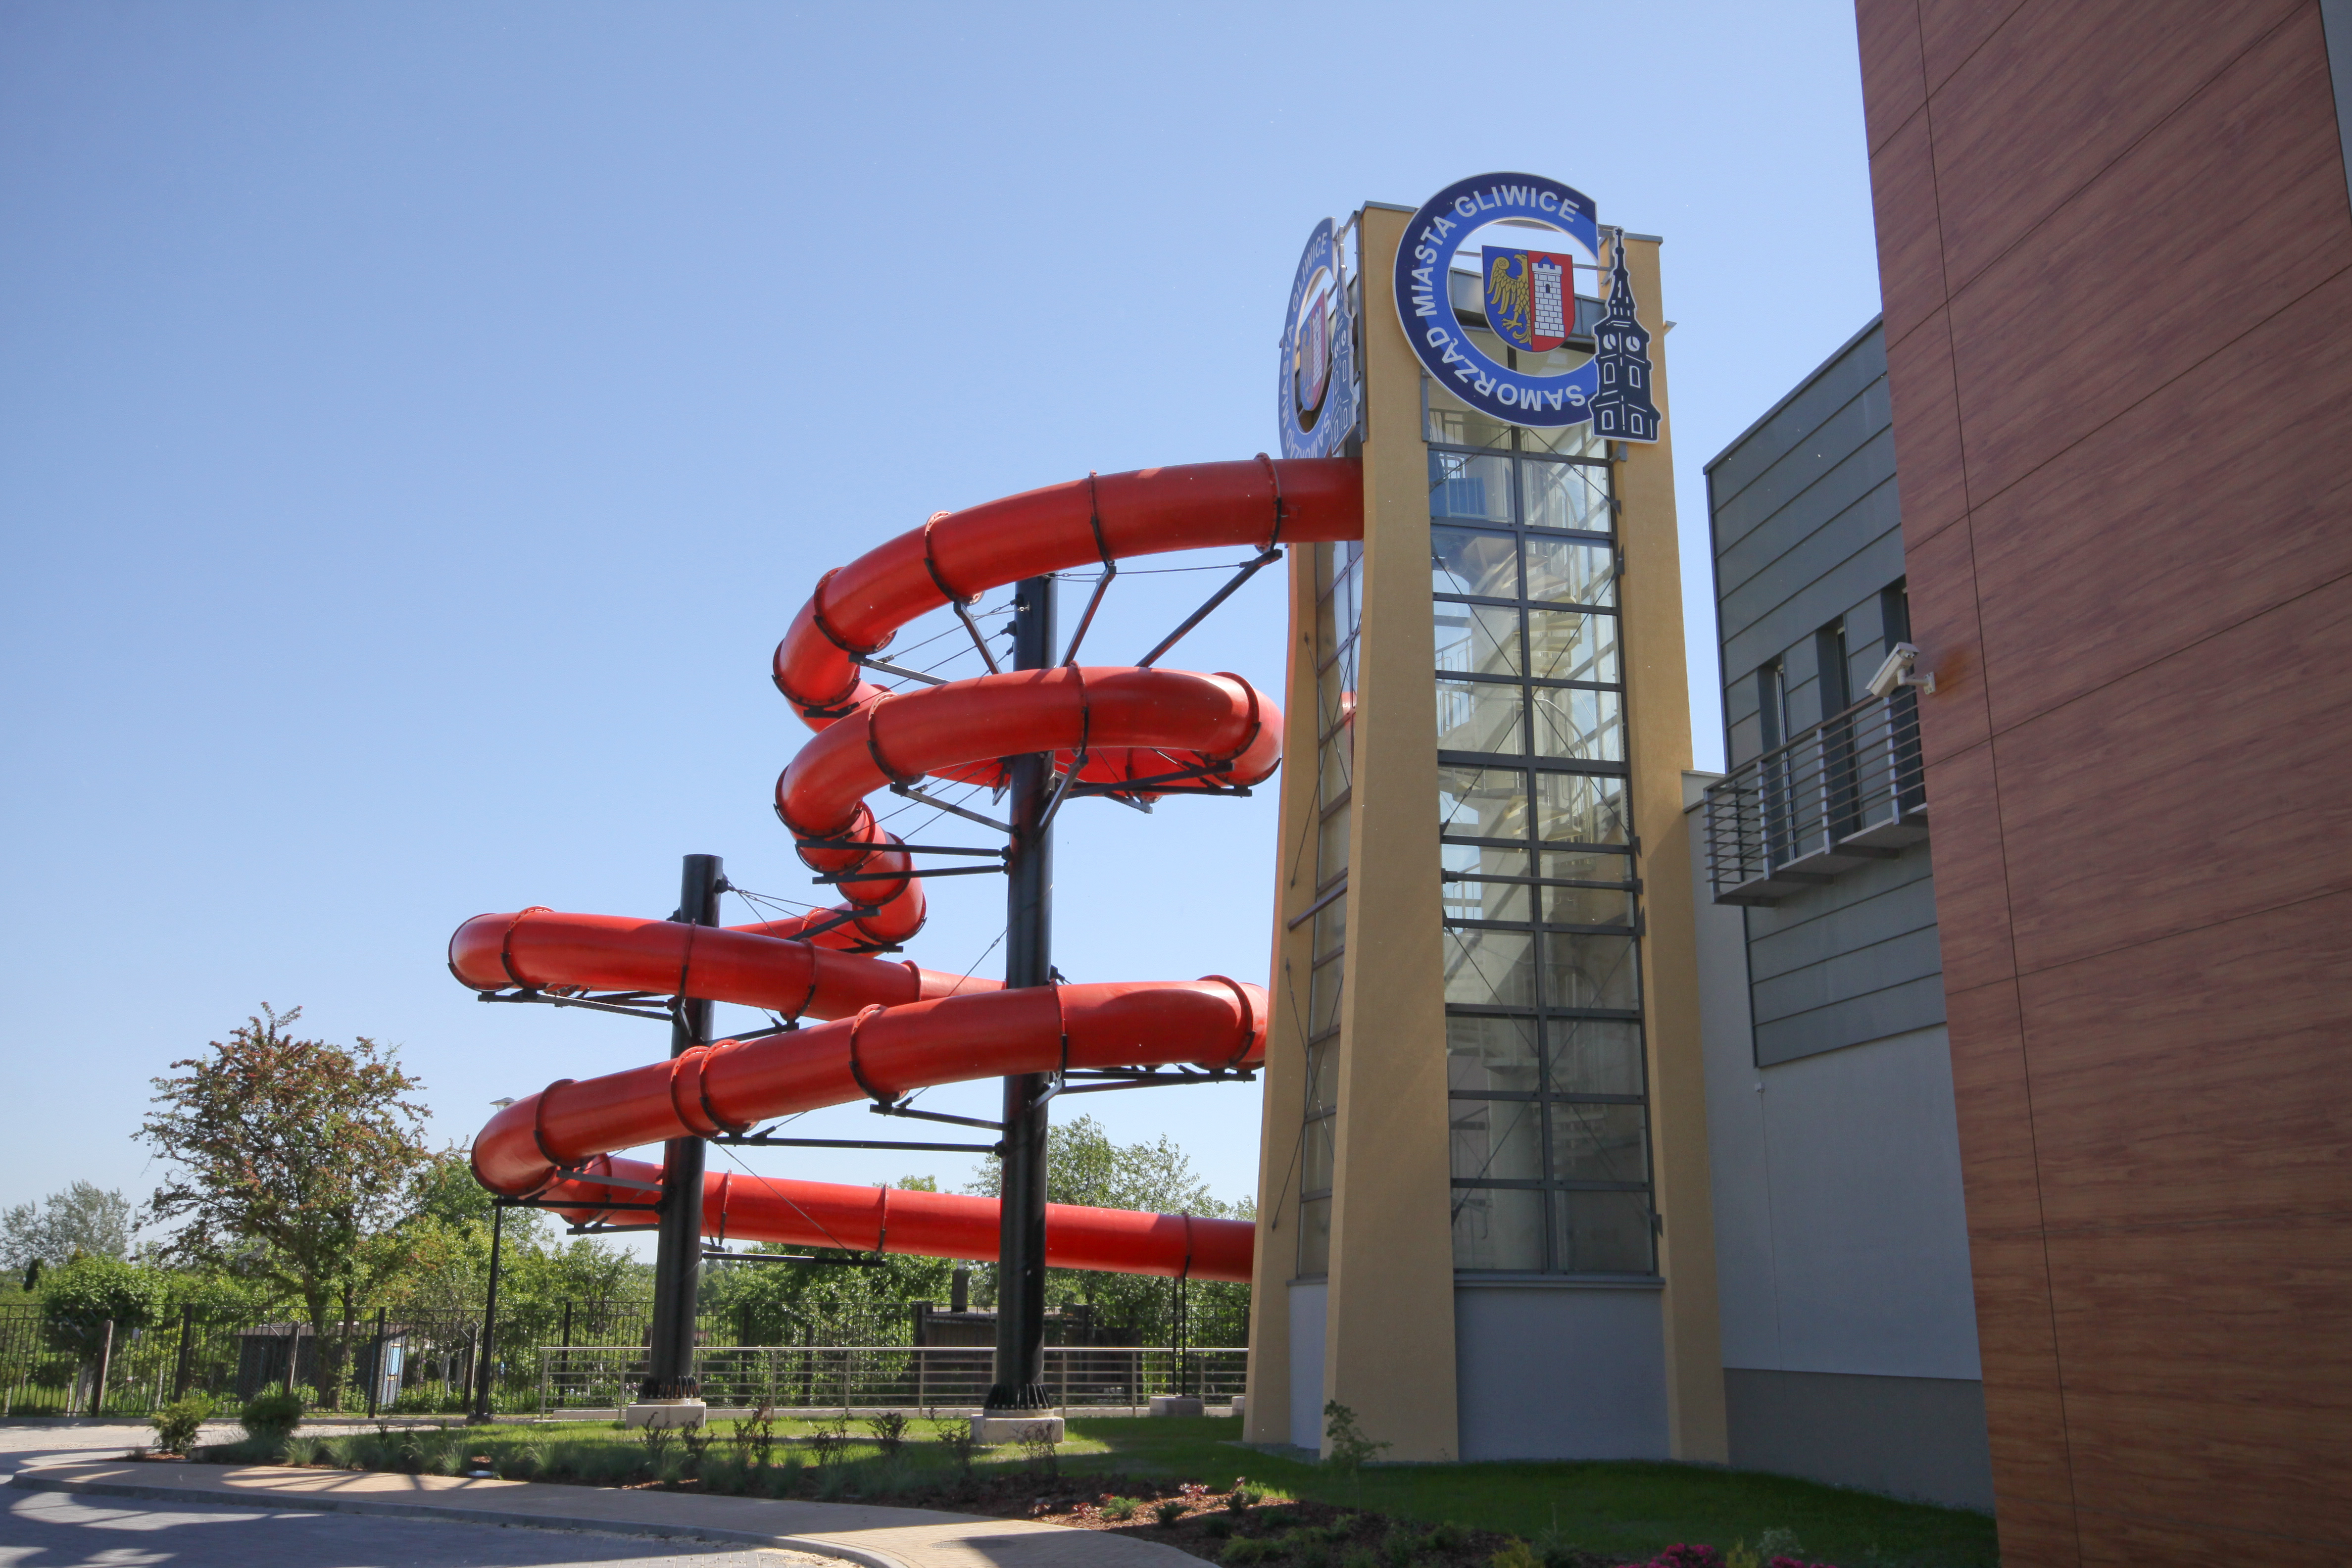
[538, 1343, 1247, 1414]
[0, 1300, 715, 1417]
[0, 1304, 535, 1418]
[0, 1299, 1234, 1418]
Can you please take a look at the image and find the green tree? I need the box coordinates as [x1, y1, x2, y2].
[39, 1253, 169, 1359]
[704, 1176, 954, 1345]
[961, 1114, 1251, 1343]
[137, 1005, 432, 1405]
[2, 1182, 135, 1273]
[963, 1114, 1230, 1217]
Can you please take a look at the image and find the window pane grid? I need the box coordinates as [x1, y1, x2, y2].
[1428, 431, 1653, 1276]
[1302, 539, 1361, 1279]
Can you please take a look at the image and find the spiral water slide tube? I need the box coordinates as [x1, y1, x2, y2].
[452, 458, 1363, 1284]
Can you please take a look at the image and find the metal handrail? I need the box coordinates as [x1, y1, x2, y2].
[535, 1342, 1248, 1414]
[1702, 689, 1927, 905]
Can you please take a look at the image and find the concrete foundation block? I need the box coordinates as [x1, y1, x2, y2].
[1149, 1395, 1205, 1417]
[1231, 1395, 1247, 1419]
[623, 1400, 709, 1429]
[970, 1413, 1064, 1445]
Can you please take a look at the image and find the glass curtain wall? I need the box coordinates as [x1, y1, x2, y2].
[1297, 537, 1361, 1276]
[1428, 380, 1655, 1276]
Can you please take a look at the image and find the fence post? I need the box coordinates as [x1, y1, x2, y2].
[93, 1319, 115, 1418]
[472, 1201, 506, 1423]
[172, 1305, 196, 1401]
[366, 1307, 386, 1419]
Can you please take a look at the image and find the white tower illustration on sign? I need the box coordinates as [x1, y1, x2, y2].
[1531, 255, 1567, 344]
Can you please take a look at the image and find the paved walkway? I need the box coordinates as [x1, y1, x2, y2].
[5, 1486, 807, 1567]
[1, 1424, 1193, 1568]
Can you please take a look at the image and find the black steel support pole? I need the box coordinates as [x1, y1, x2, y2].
[645, 852, 723, 1401]
[366, 1306, 385, 1419]
[172, 1304, 195, 1402]
[986, 575, 1055, 1413]
[471, 1201, 504, 1422]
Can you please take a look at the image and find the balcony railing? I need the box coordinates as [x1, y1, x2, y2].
[1703, 690, 1928, 905]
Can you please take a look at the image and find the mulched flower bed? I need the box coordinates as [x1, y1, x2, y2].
[909, 1471, 1518, 1566]
[226, 1443, 1834, 1568]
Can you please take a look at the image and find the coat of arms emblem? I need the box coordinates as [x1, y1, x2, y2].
[1293, 271, 1334, 419]
[1481, 246, 1573, 353]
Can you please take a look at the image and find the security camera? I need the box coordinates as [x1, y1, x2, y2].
[1866, 642, 1936, 699]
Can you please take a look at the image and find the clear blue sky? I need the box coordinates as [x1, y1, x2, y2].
[0, 1, 1881, 1243]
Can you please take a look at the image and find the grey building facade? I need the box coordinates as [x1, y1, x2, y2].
[1684, 319, 1991, 1510]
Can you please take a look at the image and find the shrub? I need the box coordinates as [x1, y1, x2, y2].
[1225, 1482, 1262, 1514]
[1323, 1400, 1391, 1478]
[1623, 1549, 1733, 1568]
[1427, 1523, 1469, 1553]
[39, 1256, 169, 1362]
[1102, 1495, 1141, 1521]
[1204, 1515, 1236, 1539]
[933, 1417, 981, 1475]
[590, 1444, 643, 1486]
[1651, 1549, 1724, 1568]
[238, 1389, 305, 1447]
[1754, 1532, 1802, 1563]
[148, 1392, 214, 1455]
[869, 1457, 914, 1498]
[1381, 1528, 1421, 1567]
[1538, 1539, 1608, 1568]
[1156, 1498, 1189, 1527]
[866, 1410, 909, 1458]
[805, 1413, 851, 1468]
[678, 1421, 713, 1476]
[280, 1435, 322, 1467]
[637, 1423, 676, 1471]
[731, 1407, 777, 1469]
[1223, 1541, 1281, 1567]
[1014, 1421, 1058, 1477]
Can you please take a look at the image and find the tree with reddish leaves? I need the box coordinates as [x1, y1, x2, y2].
[138, 1004, 431, 1406]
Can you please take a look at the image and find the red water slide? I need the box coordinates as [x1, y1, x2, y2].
[453, 458, 1361, 1283]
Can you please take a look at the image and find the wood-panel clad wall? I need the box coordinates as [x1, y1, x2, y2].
[1853, 2, 2352, 1562]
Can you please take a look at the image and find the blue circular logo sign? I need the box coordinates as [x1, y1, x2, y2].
[1392, 172, 1602, 429]
[1277, 218, 1358, 458]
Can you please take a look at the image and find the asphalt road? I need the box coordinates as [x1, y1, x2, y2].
[0, 1422, 817, 1568]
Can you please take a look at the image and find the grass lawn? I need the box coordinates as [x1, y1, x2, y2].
[271, 1413, 1993, 1568]
[1068, 1419, 1992, 1568]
